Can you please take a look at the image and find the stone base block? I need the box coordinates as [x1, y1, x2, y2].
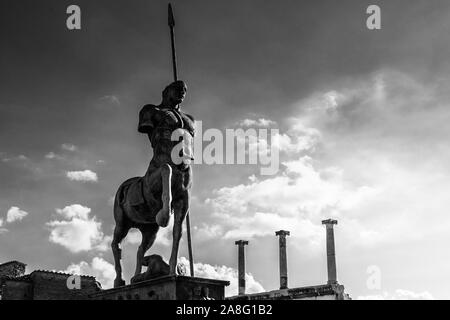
[89, 275, 229, 300]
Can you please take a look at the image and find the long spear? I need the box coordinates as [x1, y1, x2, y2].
[168, 3, 195, 277]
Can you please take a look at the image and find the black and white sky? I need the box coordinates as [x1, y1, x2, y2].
[1, 0, 450, 299]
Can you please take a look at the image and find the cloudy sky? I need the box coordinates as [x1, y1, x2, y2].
[1, 0, 450, 299]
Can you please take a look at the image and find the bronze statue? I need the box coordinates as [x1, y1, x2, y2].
[111, 80, 195, 288]
[130, 254, 187, 284]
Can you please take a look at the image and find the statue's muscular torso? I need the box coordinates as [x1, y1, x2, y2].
[138, 104, 195, 169]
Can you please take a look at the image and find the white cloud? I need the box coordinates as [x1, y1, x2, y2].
[238, 118, 277, 127]
[56, 204, 91, 220]
[358, 289, 434, 300]
[204, 70, 450, 256]
[193, 70, 450, 300]
[291, 70, 450, 242]
[65, 257, 116, 289]
[45, 152, 64, 160]
[1, 154, 28, 162]
[123, 218, 176, 247]
[178, 257, 264, 297]
[155, 217, 177, 246]
[99, 95, 120, 107]
[272, 126, 321, 155]
[6, 206, 29, 223]
[234, 117, 321, 167]
[96, 235, 113, 252]
[47, 204, 109, 253]
[304, 90, 345, 115]
[61, 143, 77, 152]
[66, 170, 98, 182]
[193, 224, 224, 242]
[204, 155, 379, 249]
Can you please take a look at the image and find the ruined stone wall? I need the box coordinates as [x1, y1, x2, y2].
[31, 272, 100, 300]
[2, 280, 32, 300]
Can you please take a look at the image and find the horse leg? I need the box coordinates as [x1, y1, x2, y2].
[155, 164, 172, 227]
[112, 204, 130, 288]
[134, 224, 159, 277]
[169, 195, 189, 275]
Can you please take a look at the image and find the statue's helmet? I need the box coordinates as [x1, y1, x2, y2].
[162, 80, 187, 100]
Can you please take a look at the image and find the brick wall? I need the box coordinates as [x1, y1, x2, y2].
[31, 272, 100, 300]
[2, 280, 32, 300]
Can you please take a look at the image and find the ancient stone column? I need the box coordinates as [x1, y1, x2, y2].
[322, 219, 338, 285]
[275, 230, 290, 289]
[234, 240, 249, 295]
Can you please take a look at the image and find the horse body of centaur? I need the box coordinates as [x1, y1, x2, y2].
[111, 81, 195, 288]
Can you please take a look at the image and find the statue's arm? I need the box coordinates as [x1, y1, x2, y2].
[185, 113, 196, 137]
[138, 104, 158, 133]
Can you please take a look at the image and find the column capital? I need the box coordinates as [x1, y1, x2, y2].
[275, 230, 290, 237]
[322, 219, 338, 226]
[235, 240, 249, 246]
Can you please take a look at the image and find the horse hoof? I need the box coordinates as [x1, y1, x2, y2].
[156, 210, 170, 227]
[114, 278, 126, 288]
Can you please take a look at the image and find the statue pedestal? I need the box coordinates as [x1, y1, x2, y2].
[89, 276, 229, 300]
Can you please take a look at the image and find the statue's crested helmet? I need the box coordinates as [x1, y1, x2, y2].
[162, 80, 187, 99]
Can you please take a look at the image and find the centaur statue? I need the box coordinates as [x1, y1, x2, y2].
[111, 80, 195, 288]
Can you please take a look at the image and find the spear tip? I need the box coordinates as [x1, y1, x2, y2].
[168, 3, 175, 27]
